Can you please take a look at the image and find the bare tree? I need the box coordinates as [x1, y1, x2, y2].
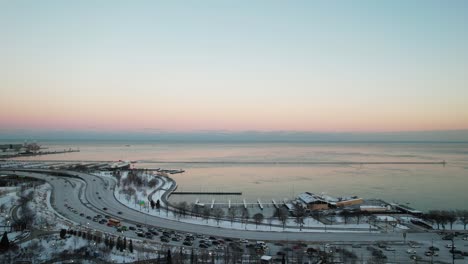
[443, 211, 457, 230]
[457, 210, 468, 230]
[202, 207, 211, 223]
[253, 213, 264, 229]
[241, 208, 249, 228]
[293, 203, 306, 230]
[148, 178, 158, 188]
[278, 207, 289, 230]
[213, 207, 225, 225]
[340, 210, 352, 225]
[228, 207, 238, 226]
[191, 203, 200, 217]
[177, 202, 189, 218]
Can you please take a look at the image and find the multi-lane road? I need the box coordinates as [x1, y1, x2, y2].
[1, 168, 439, 244]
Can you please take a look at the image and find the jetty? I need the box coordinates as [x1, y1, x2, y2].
[0, 149, 80, 159]
[144, 160, 447, 165]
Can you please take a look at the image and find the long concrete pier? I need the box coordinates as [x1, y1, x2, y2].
[0, 149, 80, 159]
[5, 159, 447, 166]
[146, 160, 446, 165]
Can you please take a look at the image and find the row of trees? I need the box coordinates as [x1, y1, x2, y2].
[63, 228, 134, 253]
[169, 202, 293, 229]
[424, 210, 468, 230]
[13, 190, 36, 231]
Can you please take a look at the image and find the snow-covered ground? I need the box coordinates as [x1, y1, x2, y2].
[18, 234, 167, 263]
[30, 183, 74, 230]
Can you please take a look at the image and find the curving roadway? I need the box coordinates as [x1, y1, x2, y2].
[1, 168, 438, 244]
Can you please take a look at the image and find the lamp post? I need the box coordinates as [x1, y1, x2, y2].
[451, 237, 455, 264]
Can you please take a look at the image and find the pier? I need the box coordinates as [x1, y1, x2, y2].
[0, 149, 80, 159]
[145, 160, 447, 165]
[171, 191, 242, 195]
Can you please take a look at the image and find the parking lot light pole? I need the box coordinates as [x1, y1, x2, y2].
[451, 237, 455, 264]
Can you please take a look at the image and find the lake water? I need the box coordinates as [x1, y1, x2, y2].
[6, 141, 468, 211]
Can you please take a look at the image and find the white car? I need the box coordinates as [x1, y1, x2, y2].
[445, 244, 456, 249]
[406, 249, 416, 254]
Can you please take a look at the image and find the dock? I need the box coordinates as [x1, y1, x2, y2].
[272, 199, 279, 209]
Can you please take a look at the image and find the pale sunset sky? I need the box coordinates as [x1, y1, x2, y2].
[1, 1, 467, 134]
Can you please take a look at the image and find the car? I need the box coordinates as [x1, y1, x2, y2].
[410, 255, 422, 261]
[121, 226, 128, 231]
[103, 207, 107, 211]
[406, 249, 416, 254]
[86, 216, 92, 220]
[385, 247, 395, 251]
[442, 235, 454, 240]
[171, 237, 181, 242]
[145, 234, 153, 239]
[160, 236, 170, 242]
[98, 197, 101, 199]
[117, 211, 122, 215]
[183, 241, 193, 246]
[429, 246, 439, 251]
[129, 226, 136, 231]
[450, 249, 462, 254]
[104, 215, 111, 219]
[351, 244, 361, 248]
[79, 213, 85, 217]
[199, 243, 209, 248]
[462, 236, 468, 241]
[454, 254, 464, 259]
[446, 244, 456, 249]
[151, 231, 159, 236]
[136, 224, 142, 228]
[92, 218, 98, 222]
[240, 239, 249, 243]
[425, 251, 433, 256]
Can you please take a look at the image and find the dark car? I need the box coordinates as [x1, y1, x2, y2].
[129, 226, 136, 231]
[79, 213, 85, 217]
[199, 243, 209, 248]
[117, 211, 122, 215]
[183, 241, 193, 246]
[160, 236, 170, 242]
[103, 207, 107, 211]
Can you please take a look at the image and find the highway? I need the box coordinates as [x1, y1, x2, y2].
[1, 168, 440, 244]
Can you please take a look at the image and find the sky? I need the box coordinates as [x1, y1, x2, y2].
[1, 0, 468, 135]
